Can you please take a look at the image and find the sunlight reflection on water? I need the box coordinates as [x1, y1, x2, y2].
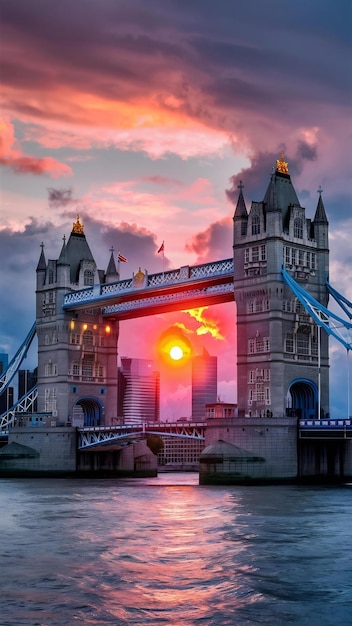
[1, 476, 351, 625]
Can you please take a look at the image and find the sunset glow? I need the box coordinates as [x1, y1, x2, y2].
[0, 0, 351, 419]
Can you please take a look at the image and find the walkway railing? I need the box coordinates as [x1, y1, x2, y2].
[63, 258, 234, 310]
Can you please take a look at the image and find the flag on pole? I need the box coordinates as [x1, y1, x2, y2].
[118, 252, 127, 263]
[157, 241, 164, 254]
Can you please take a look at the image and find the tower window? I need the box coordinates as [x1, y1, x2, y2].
[83, 330, 94, 347]
[285, 246, 291, 266]
[285, 333, 294, 353]
[72, 362, 80, 376]
[294, 218, 303, 239]
[82, 358, 94, 381]
[297, 332, 309, 355]
[252, 215, 260, 236]
[84, 270, 94, 286]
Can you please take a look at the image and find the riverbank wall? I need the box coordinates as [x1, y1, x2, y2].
[0, 427, 157, 477]
[200, 417, 352, 484]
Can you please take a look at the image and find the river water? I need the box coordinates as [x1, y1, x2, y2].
[1, 473, 351, 626]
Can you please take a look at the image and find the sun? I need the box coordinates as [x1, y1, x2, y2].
[169, 345, 184, 361]
[157, 325, 192, 366]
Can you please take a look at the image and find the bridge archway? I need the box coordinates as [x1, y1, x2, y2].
[72, 396, 105, 427]
[286, 379, 318, 420]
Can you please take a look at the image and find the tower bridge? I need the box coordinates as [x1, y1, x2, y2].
[1, 154, 352, 483]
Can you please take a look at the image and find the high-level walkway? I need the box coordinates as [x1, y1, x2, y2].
[63, 258, 234, 318]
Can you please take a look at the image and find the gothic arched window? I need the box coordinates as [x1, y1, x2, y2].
[252, 214, 260, 236]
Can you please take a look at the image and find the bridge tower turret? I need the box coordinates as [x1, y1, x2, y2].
[35, 216, 119, 426]
[232, 154, 330, 419]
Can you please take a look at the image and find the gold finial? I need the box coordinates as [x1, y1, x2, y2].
[276, 151, 289, 174]
[133, 267, 146, 288]
[72, 214, 84, 234]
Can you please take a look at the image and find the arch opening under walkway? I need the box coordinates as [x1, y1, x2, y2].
[72, 396, 105, 427]
[286, 379, 318, 420]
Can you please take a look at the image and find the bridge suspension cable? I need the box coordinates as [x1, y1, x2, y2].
[0, 323, 36, 395]
[282, 269, 352, 351]
[326, 282, 352, 320]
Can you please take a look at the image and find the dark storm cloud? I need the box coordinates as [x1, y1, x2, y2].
[0, 213, 169, 360]
[0, 219, 59, 354]
[45, 213, 169, 276]
[225, 141, 320, 207]
[295, 141, 318, 164]
[1, 0, 350, 130]
[48, 188, 74, 208]
[185, 218, 232, 264]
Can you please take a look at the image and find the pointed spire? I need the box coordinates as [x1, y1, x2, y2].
[263, 172, 280, 213]
[58, 235, 67, 264]
[36, 242, 46, 272]
[234, 180, 248, 219]
[314, 186, 328, 224]
[267, 172, 280, 212]
[106, 246, 118, 278]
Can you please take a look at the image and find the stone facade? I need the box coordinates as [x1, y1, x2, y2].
[231, 155, 329, 420]
[0, 427, 77, 475]
[0, 428, 157, 477]
[200, 417, 298, 484]
[35, 218, 119, 427]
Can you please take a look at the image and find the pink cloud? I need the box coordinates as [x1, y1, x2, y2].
[0, 117, 71, 178]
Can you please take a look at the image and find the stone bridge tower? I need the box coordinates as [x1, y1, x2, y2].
[232, 154, 329, 419]
[35, 216, 119, 426]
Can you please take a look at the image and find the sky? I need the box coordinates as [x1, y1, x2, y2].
[0, 0, 351, 419]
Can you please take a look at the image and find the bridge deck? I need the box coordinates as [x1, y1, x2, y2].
[78, 421, 206, 449]
[299, 418, 352, 439]
[63, 259, 234, 317]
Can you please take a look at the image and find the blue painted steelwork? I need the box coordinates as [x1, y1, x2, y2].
[0, 386, 38, 431]
[282, 268, 352, 351]
[0, 323, 36, 395]
[299, 418, 352, 439]
[299, 418, 351, 428]
[326, 282, 352, 320]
